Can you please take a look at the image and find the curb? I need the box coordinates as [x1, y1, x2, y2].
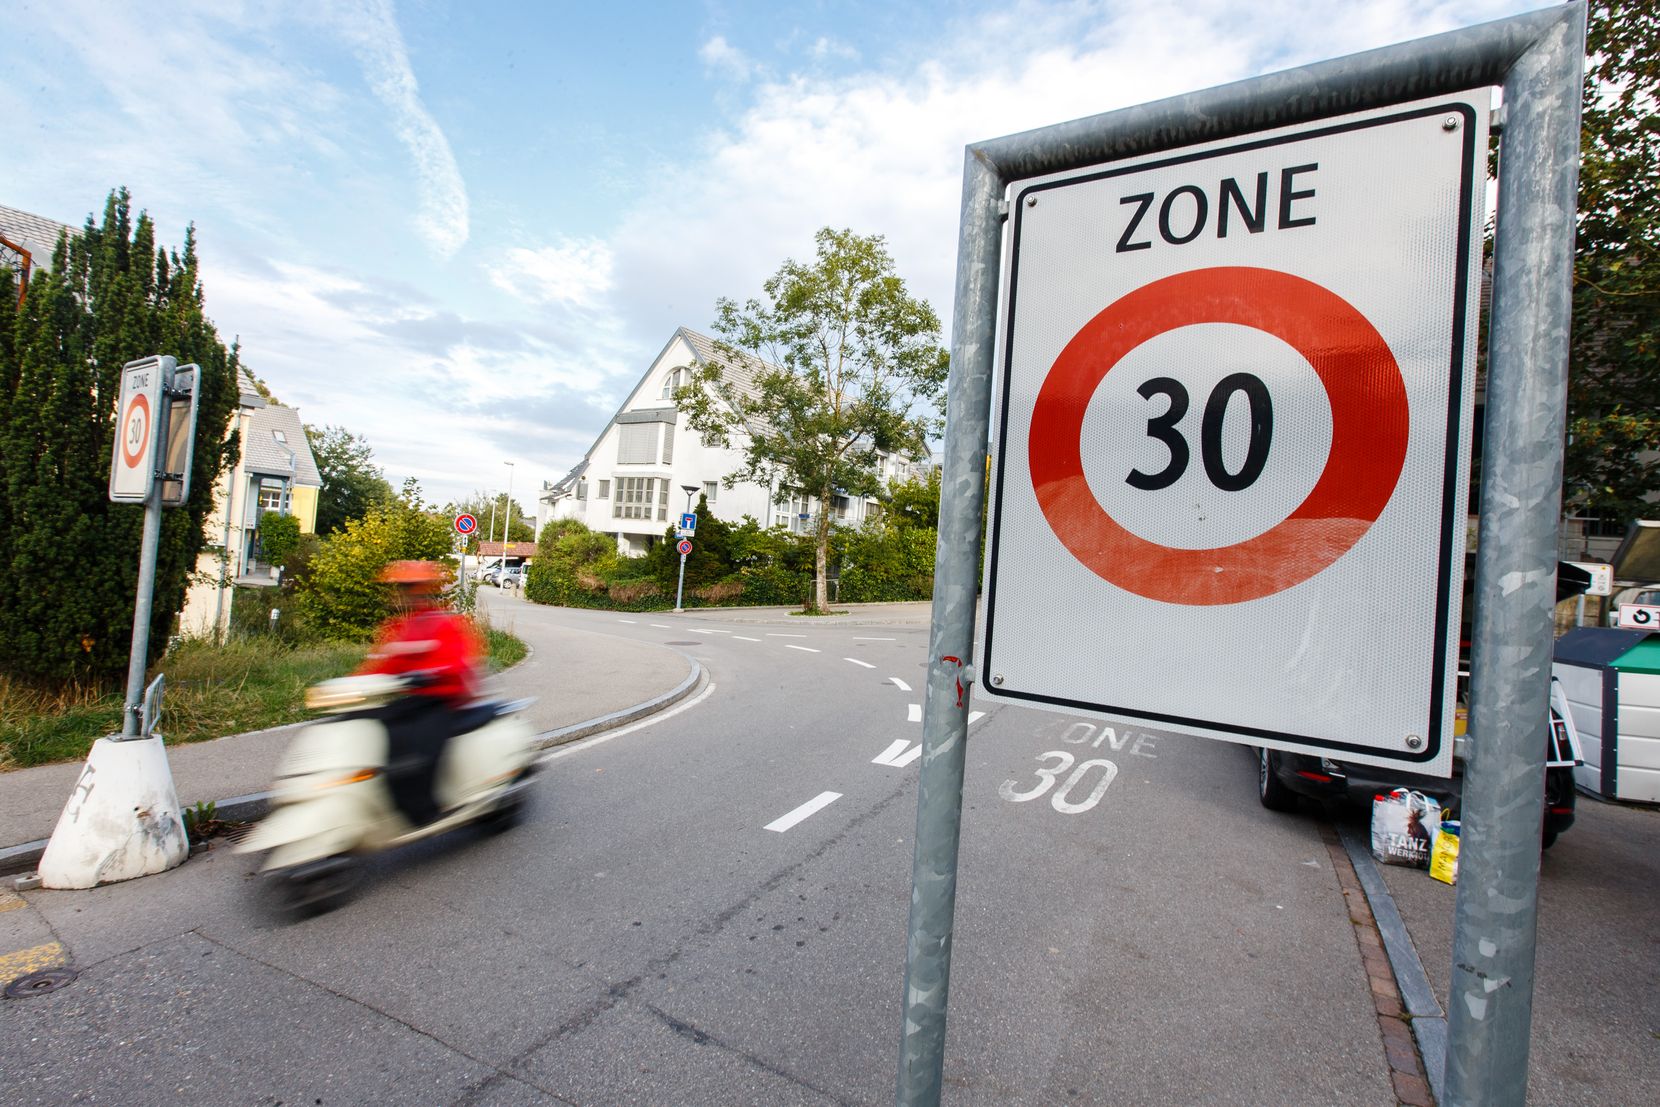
[0, 660, 705, 881]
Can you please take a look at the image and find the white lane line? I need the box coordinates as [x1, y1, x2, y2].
[872, 739, 910, 766]
[844, 657, 875, 669]
[970, 710, 986, 725]
[617, 619, 637, 624]
[907, 703, 922, 723]
[894, 743, 923, 767]
[690, 628, 719, 634]
[764, 791, 842, 833]
[538, 682, 717, 765]
[785, 644, 821, 653]
[734, 636, 762, 642]
[706, 628, 733, 634]
[650, 624, 672, 629]
[889, 677, 912, 692]
[853, 636, 895, 641]
[766, 633, 806, 638]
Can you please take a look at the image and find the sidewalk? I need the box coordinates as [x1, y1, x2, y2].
[0, 599, 697, 864]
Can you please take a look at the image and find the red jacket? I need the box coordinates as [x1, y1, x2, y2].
[357, 607, 484, 702]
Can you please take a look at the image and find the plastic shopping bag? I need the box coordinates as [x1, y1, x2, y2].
[1370, 789, 1443, 868]
[1430, 819, 1461, 885]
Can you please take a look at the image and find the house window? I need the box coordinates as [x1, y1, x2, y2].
[661, 421, 674, 465]
[833, 495, 852, 519]
[703, 481, 718, 504]
[272, 429, 287, 444]
[257, 479, 287, 513]
[618, 423, 657, 464]
[597, 479, 610, 499]
[660, 367, 684, 400]
[576, 480, 587, 500]
[614, 477, 663, 520]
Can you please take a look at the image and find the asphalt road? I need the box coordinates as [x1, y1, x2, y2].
[3, 599, 1397, 1105]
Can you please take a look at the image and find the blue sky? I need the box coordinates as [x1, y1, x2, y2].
[4, 0, 1539, 509]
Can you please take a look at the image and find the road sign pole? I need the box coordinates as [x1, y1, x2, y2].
[898, 145, 1002, 1107]
[119, 363, 175, 739]
[675, 552, 688, 612]
[1446, 9, 1585, 1106]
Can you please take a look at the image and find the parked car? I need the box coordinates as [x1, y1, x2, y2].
[1256, 676, 1582, 848]
[499, 565, 527, 589]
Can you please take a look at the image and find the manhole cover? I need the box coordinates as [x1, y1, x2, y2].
[664, 641, 701, 646]
[5, 967, 77, 999]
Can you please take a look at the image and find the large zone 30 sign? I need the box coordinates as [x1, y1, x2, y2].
[978, 94, 1488, 775]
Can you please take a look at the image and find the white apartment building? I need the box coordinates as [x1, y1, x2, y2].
[538, 328, 927, 555]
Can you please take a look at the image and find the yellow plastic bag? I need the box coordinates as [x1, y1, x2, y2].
[1430, 821, 1460, 885]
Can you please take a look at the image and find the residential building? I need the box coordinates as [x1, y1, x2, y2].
[0, 202, 76, 296]
[178, 372, 322, 637]
[538, 328, 929, 555]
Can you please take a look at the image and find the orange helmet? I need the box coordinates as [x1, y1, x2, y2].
[379, 560, 445, 591]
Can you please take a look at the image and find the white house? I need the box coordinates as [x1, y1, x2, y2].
[538, 327, 927, 555]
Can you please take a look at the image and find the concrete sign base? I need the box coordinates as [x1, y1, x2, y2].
[38, 736, 188, 889]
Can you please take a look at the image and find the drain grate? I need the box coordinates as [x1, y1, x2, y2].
[5, 966, 77, 999]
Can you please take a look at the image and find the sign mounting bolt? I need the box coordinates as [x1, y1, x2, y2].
[1405, 734, 1424, 750]
[990, 674, 1004, 686]
[1442, 116, 1459, 131]
[1025, 196, 1037, 208]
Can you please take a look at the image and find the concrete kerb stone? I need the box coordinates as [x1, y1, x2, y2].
[1, 659, 706, 882]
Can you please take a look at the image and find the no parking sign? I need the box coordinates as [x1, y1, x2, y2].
[979, 93, 1488, 775]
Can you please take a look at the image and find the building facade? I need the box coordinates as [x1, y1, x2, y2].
[537, 328, 926, 555]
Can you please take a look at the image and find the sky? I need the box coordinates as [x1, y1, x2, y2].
[4, 0, 1544, 512]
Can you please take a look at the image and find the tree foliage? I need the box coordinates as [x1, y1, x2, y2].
[676, 227, 948, 612]
[0, 190, 240, 682]
[294, 488, 453, 640]
[257, 511, 302, 568]
[445, 489, 534, 553]
[1565, 3, 1660, 521]
[884, 469, 941, 531]
[524, 518, 619, 606]
[304, 423, 393, 534]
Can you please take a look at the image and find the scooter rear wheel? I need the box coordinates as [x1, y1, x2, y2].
[272, 855, 363, 917]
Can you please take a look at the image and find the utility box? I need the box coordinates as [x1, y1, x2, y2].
[1553, 628, 1660, 804]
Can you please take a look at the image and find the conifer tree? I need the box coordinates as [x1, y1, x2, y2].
[0, 190, 239, 683]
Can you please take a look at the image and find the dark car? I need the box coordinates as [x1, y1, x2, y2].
[1256, 679, 1581, 848]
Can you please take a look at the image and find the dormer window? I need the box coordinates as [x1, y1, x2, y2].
[660, 367, 684, 400]
[272, 429, 287, 443]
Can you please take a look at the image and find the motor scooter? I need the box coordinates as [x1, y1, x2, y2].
[237, 672, 538, 914]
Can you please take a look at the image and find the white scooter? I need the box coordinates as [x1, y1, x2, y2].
[237, 672, 538, 915]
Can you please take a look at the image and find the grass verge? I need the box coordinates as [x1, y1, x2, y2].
[1, 622, 527, 771]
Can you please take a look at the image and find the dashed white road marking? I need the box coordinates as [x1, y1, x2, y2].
[844, 657, 875, 669]
[853, 636, 895, 641]
[766, 633, 807, 638]
[764, 791, 842, 832]
[889, 677, 912, 692]
[617, 619, 637, 624]
[907, 703, 922, 723]
[691, 628, 719, 634]
[785, 644, 821, 653]
[970, 710, 986, 725]
[650, 624, 671, 629]
[873, 740, 923, 768]
[735, 636, 762, 642]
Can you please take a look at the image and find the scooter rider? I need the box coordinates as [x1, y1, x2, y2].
[357, 560, 485, 826]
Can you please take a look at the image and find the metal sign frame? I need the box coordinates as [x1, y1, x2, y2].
[160, 364, 200, 506]
[901, 6, 1586, 1106]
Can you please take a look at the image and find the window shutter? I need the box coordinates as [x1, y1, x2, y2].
[617, 423, 656, 464]
[661, 421, 675, 465]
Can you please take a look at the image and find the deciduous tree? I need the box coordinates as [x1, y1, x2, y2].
[305, 423, 393, 534]
[677, 228, 948, 612]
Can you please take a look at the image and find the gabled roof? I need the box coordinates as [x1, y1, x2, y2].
[0, 203, 78, 274]
[244, 403, 321, 485]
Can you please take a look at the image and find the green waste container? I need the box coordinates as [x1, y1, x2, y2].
[1553, 628, 1660, 803]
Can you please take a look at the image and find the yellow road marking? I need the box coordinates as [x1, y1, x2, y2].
[0, 888, 25, 913]
[1, 941, 68, 981]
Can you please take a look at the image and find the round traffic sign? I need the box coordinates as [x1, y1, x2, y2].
[1029, 266, 1408, 606]
[120, 392, 152, 469]
[454, 513, 478, 536]
[677, 538, 693, 556]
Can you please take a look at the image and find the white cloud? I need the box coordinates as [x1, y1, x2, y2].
[490, 239, 616, 309]
[700, 35, 757, 82]
[327, 0, 470, 259]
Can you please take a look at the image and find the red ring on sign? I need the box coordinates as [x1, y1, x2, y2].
[1028, 266, 1408, 606]
[120, 393, 151, 469]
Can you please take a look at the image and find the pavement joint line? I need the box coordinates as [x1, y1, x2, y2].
[1322, 822, 1439, 1107]
[1339, 822, 1447, 1103]
[0, 659, 706, 877]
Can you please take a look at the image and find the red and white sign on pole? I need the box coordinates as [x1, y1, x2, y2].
[109, 356, 171, 502]
[978, 93, 1488, 775]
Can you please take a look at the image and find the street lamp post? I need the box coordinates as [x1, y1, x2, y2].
[674, 483, 699, 613]
[502, 461, 516, 573]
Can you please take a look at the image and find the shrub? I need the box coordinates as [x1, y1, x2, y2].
[294, 495, 453, 640]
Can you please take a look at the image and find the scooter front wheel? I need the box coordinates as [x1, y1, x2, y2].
[269, 855, 363, 917]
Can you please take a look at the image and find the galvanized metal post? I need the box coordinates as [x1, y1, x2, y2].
[119, 362, 175, 738]
[897, 148, 1003, 1106]
[1445, 8, 1585, 1105]
[675, 552, 688, 612]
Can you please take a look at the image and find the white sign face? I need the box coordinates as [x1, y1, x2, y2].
[1565, 561, 1613, 597]
[978, 93, 1489, 776]
[1617, 604, 1660, 630]
[109, 356, 169, 502]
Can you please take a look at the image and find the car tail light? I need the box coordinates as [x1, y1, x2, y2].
[1296, 770, 1334, 783]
